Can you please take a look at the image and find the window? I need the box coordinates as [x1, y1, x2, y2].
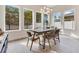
[64, 9, 75, 30]
[53, 12, 62, 28]
[36, 12, 41, 23]
[24, 9, 32, 29]
[43, 14, 48, 28]
[5, 6, 19, 30]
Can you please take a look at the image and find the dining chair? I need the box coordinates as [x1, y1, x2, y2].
[49, 29, 60, 45]
[0, 28, 4, 36]
[46, 30, 57, 45]
[44, 32, 51, 48]
[55, 29, 60, 42]
[27, 31, 40, 51]
[0, 33, 8, 53]
[47, 29, 60, 45]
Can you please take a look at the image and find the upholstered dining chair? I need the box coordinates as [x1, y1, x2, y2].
[48, 29, 60, 45]
[27, 31, 40, 51]
[46, 30, 56, 45]
[44, 32, 51, 48]
[55, 29, 60, 42]
[0, 33, 8, 53]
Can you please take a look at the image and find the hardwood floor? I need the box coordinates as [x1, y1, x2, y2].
[7, 34, 79, 53]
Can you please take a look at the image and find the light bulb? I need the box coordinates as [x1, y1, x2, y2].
[46, 7, 49, 10]
[41, 8, 43, 11]
[47, 11, 50, 14]
[44, 6, 46, 9]
[50, 9, 53, 11]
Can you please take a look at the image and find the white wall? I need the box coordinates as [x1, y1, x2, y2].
[0, 5, 5, 31]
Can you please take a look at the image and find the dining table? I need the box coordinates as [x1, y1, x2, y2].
[30, 28, 55, 49]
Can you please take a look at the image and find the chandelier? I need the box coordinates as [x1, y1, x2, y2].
[40, 6, 53, 14]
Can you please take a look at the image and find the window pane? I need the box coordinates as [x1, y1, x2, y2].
[43, 14, 48, 29]
[5, 6, 19, 30]
[24, 10, 32, 29]
[53, 12, 62, 28]
[36, 12, 41, 23]
[44, 14, 48, 25]
[64, 9, 75, 30]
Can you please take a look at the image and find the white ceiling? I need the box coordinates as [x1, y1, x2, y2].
[46, 5, 56, 8]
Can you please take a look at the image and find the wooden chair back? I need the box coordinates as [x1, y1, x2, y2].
[27, 31, 32, 37]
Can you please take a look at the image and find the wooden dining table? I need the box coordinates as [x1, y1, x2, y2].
[30, 28, 55, 49]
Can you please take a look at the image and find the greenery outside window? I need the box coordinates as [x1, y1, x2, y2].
[5, 5, 19, 30]
[24, 9, 32, 29]
[36, 12, 41, 23]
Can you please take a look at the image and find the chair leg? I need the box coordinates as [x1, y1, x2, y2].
[27, 37, 29, 46]
[53, 38, 56, 45]
[30, 41, 33, 51]
[47, 39, 51, 48]
[38, 37, 41, 45]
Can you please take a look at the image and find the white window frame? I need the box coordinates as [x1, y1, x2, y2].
[63, 9, 76, 30]
[53, 12, 62, 29]
[35, 11, 42, 23]
[4, 5, 21, 32]
[34, 11, 43, 29]
[43, 13, 49, 28]
[23, 8, 34, 30]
